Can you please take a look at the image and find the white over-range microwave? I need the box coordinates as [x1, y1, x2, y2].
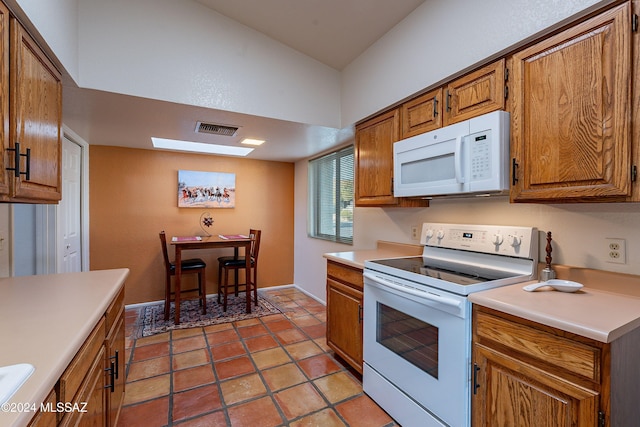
[393, 110, 510, 198]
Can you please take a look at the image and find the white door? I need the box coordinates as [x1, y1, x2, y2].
[60, 136, 82, 272]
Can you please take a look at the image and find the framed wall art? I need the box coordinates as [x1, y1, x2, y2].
[178, 170, 236, 208]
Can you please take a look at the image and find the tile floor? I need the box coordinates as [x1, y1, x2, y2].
[118, 287, 399, 427]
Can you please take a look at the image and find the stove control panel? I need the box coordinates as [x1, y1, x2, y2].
[420, 223, 537, 259]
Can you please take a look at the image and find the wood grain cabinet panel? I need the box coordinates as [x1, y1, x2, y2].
[401, 88, 443, 138]
[26, 389, 56, 427]
[326, 260, 363, 373]
[472, 306, 604, 427]
[510, 3, 632, 202]
[0, 2, 8, 197]
[444, 59, 506, 126]
[8, 17, 62, 202]
[105, 288, 125, 427]
[355, 109, 428, 207]
[473, 344, 599, 427]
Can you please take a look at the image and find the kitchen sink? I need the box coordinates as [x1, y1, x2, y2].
[0, 363, 35, 405]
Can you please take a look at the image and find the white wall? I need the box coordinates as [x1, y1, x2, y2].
[13, 0, 80, 80]
[341, 0, 613, 125]
[295, 192, 640, 303]
[75, 0, 341, 129]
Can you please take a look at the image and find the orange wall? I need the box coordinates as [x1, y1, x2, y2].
[89, 146, 295, 305]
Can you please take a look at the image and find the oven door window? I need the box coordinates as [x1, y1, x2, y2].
[376, 302, 438, 379]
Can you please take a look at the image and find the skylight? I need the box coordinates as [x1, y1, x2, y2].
[151, 137, 253, 156]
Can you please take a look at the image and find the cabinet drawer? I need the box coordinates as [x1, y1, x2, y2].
[105, 286, 124, 335]
[59, 317, 106, 403]
[327, 261, 363, 289]
[27, 389, 56, 427]
[59, 346, 106, 427]
[475, 309, 601, 382]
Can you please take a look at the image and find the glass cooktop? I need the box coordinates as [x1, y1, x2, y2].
[368, 256, 518, 286]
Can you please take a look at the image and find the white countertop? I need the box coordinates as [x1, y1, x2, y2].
[0, 269, 129, 427]
[323, 241, 423, 269]
[469, 280, 640, 343]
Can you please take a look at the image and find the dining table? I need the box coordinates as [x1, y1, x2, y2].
[171, 234, 253, 324]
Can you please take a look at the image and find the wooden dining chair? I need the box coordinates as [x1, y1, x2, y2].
[217, 229, 261, 311]
[159, 231, 207, 320]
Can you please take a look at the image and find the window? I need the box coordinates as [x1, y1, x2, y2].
[308, 146, 354, 244]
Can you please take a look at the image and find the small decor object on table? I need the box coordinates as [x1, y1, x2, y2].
[200, 212, 214, 236]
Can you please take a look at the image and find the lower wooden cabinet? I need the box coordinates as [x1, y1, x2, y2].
[472, 306, 603, 426]
[28, 285, 125, 427]
[105, 289, 125, 427]
[326, 260, 363, 373]
[60, 346, 107, 427]
[472, 305, 640, 427]
[27, 390, 56, 427]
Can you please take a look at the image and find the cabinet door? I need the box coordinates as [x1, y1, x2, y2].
[355, 109, 427, 207]
[106, 315, 125, 427]
[401, 88, 443, 138]
[27, 389, 56, 427]
[9, 18, 62, 202]
[355, 109, 399, 206]
[444, 59, 506, 125]
[473, 344, 599, 427]
[0, 3, 8, 197]
[326, 278, 363, 373]
[60, 346, 107, 427]
[510, 3, 631, 202]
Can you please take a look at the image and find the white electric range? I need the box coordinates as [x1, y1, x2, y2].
[363, 223, 538, 427]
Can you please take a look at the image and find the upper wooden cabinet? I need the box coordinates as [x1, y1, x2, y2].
[355, 109, 428, 207]
[0, 3, 9, 197]
[443, 59, 506, 126]
[399, 59, 506, 140]
[401, 88, 443, 138]
[6, 17, 62, 203]
[510, 3, 632, 202]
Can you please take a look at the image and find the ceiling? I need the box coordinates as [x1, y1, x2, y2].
[61, 0, 425, 162]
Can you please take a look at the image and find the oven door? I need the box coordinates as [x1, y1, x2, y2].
[363, 271, 470, 427]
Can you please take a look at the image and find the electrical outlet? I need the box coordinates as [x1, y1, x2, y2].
[605, 238, 626, 264]
[411, 225, 419, 240]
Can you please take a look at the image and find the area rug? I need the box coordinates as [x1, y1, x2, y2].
[141, 293, 282, 337]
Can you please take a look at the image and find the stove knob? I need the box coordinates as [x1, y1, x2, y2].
[425, 229, 434, 240]
[436, 229, 445, 240]
[492, 233, 503, 245]
[509, 235, 522, 247]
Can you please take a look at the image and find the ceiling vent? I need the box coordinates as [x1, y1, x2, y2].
[195, 121, 239, 137]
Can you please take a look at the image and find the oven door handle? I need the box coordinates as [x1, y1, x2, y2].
[364, 272, 462, 309]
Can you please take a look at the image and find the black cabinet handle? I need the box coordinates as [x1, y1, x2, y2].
[104, 361, 115, 392]
[433, 97, 438, 117]
[473, 363, 481, 395]
[24, 148, 30, 181]
[358, 305, 363, 324]
[446, 90, 452, 112]
[512, 158, 519, 186]
[5, 141, 31, 180]
[110, 350, 120, 379]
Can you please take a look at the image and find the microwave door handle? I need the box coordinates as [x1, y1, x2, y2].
[454, 135, 465, 183]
